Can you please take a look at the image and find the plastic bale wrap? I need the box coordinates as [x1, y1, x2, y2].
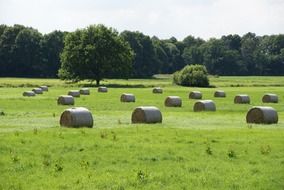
[68, 90, 80, 97]
[164, 96, 182, 107]
[39, 86, 48, 92]
[32, 88, 43, 94]
[23, 91, 36, 97]
[153, 87, 163, 94]
[60, 107, 93, 128]
[131, 106, 162, 124]
[234, 94, 250, 104]
[189, 91, 202, 99]
[246, 106, 278, 124]
[120, 93, 135, 102]
[262, 94, 278, 103]
[214, 90, 226, 98]
[194, 100, 216, 112]
[80, 88, 90, 95]
[98, 87, 108, 93]
[57, 95, 75, 105]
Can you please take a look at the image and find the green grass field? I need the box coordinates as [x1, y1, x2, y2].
[0, 77, 283, 190]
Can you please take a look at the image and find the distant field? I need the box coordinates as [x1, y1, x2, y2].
[0, 77, 283, 189]
[0, 76, 284, 88]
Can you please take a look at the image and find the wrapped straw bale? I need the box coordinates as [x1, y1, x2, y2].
[98, 86, 108, 93]
[194, 100, 216, 112]
[262, 94, 278, 103]
[39, 86, 48, 91]
[120, 93, 135, 102]
[246, 106, 278, 124]
[57, 95, 74, 105]
[214, 90, 226, 98]
[32, 88, 43, 94]
[23, 91, 36, 97]
[153, 87, 163, 94]
[164, 96, 182, 107]
[68, 90, 80, 97]
[189, 91, 202, 99]
[60, 107, 93, 128]
[132, 106, 162, 124]
[234, 94, 250, 104]
[80, 88, 90, 95]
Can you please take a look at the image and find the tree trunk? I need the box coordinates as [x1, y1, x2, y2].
[96, 79, 100, 86]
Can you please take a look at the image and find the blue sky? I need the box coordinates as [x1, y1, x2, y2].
[0, 0, 283, 40]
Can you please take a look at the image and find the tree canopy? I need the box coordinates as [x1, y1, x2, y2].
[0, 24, 284, 79]
[58, 25, 134, 85]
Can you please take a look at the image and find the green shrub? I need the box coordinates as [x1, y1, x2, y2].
[173, 64, 209, 87]
[173, 71, 181, 84]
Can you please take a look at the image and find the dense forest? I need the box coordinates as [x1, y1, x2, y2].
[0, 24, 284, 78]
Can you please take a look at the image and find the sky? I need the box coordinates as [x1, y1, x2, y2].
[0, 0, 284, 40]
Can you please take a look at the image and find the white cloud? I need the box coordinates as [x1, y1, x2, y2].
[0, 0, 283, 40]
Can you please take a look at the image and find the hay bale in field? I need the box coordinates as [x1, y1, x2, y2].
[194, 100, 216, 112]
[32, 88, 43, 94]
[60, 107, 93, 128]
[23, 91, 36, 97]
[234, 94, 250, 104]
[68, 90, 80, 97]
[132, 106, 162, 124]
[57, 95, 74, 105]
[39, 86, 48, 91]
[80, 88, 90, 95]
[262, 94, 278, 103]
[246, 106, 278, 124]
[98, 86, 108, 93]
[153, 87, 163, 94]
[164, 96, 182, 107]
[189, 91, 202, 99]
[214, 90, 226, 98]
[120, 93, 135, 102]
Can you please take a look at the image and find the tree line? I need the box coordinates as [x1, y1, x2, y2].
[0, 24, 284, 78]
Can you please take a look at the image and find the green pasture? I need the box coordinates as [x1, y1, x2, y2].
[0, 77, 283, 189]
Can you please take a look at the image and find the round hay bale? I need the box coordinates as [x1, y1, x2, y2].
[57, 95, 74, 105]
[189, 91, 202, 99]
[68, 90, 80, 97]
[60, 107, 93, 128]
[80, 88, 90, 95]
[32, 88, 43, 94]
[132, 106, 162, 124]
[23, 91, 36, 97]
[153, 87, 163, 94]
[120, 93, 135, 102]
[262, 93, 278, 103]
[246, 106, 278, 124]
[164, 96, 182, 107]
[214, 90, 226, 98]
[98, 86, 108, 93]
[234, 94, 250, 104]
[194, 100, 216, 112]
[39, 86, 48, 91]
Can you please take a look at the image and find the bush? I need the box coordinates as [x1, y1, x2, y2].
[173, 64, 209, 87]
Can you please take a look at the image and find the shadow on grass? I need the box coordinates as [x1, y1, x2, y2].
[80, 83, 150, 88]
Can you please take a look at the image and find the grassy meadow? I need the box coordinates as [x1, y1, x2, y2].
[0, 76, 283, 190]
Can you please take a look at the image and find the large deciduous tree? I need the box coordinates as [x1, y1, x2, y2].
[59, 25, 134, 85]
